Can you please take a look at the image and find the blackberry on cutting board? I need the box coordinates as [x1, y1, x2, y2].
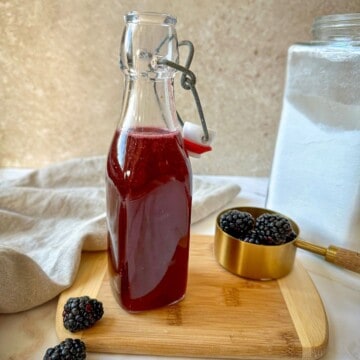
[255, 213, 293, 245]
[63, 296, 104, 333]
[43, 338, 86, 360]
[219, 210, 255, 238]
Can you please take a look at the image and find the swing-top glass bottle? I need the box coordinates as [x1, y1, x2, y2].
[105, 11, 192, 312]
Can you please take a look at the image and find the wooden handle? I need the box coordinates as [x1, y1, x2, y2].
[325, 245, 360, 274]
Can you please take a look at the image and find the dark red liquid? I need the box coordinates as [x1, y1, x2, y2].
[106, 127, 192, 312]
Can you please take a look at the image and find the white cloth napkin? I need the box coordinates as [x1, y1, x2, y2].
[0, 157, 240, 313]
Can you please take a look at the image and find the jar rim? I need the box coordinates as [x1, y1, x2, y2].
[125, 11, 177, 26]
[312, 13, 360, 41]
[313, 13, 360, 28]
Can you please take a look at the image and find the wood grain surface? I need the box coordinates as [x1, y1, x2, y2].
[56, 235, 328, 359]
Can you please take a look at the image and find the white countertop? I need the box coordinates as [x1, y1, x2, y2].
[0, 173, 359, 360]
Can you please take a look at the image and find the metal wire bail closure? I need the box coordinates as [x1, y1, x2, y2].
[157, 40, 210, 144]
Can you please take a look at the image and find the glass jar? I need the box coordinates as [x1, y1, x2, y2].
[266, 13, 360, 251]
[105, 11, 192, 312]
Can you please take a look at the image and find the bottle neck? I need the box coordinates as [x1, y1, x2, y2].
[120, 75, 178, 131]
[120, 11, 179, 78]
[118, 11, 180, 132]
[312, 13, 360, 42]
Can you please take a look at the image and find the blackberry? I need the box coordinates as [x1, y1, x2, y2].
[286, 231, 297, 242]
[63, 296, 104, 333]
[255, 213, 293, 245]
[219, 210, 255, 238]
[43, 338, 86, 360]
[243, 230, 262, 245]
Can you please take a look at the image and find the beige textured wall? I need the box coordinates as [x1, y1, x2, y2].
[1, 0, 359, 176]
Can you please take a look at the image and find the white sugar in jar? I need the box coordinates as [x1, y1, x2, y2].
[266, 13, 360, 251]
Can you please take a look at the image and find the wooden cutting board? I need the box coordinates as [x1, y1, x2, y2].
[56, 235, 328, 359]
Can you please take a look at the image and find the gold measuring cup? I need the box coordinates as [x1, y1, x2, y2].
[214, 206, 360, 280]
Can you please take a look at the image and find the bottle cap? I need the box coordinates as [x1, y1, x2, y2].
[182, 122, 215, 157]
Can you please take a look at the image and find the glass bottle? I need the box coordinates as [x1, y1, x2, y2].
[266, 13, 360, 251]
[106, 11, 192, 312]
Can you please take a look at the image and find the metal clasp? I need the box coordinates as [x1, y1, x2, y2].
[158, 40, 210, 143]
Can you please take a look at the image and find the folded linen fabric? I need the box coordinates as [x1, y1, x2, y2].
[0, 157, 240, 313]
